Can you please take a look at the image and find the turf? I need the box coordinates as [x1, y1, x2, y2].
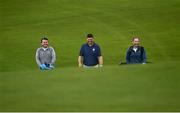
[0, 0, 180, 111]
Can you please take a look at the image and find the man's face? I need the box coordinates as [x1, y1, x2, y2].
[87, 37, 94, 46]
[41, 39, 49, 48]
[132, 38, 140, 47]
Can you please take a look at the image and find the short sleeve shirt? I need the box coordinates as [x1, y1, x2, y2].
[79, 43, 101, 66]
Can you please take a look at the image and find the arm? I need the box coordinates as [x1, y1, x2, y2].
[98, 56, 103, 67]
[97, 45, 103, 67]
[142, 48, 147, 64]
[78, 56, 83, 67]
[35, 48, 41, 66]
[126, 48, 130, 64]
[50, 47, 56, 65]
[78, 45, 84, 67]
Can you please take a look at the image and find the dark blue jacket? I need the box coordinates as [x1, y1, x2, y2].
[79, 43, 101, 66]
[126, 46, 147, 64]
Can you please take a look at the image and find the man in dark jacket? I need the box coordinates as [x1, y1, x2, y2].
[126, 37, 147, 64]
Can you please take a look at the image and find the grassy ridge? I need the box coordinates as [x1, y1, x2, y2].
[0, 62, 180, 111]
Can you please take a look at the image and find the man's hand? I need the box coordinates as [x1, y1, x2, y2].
[45, 64, 55, 70]
[49, 64, 55, 69]
[40, 64, 47, 70]
[78, 63, 83, 67]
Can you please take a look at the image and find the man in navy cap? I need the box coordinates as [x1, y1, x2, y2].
[78, 34, 103, 68]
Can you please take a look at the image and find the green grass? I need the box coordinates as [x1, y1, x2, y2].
[1, 62, 180, 111]
[0, 0, 180, 111]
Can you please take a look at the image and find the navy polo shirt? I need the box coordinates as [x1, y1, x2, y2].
[79, 43, 102, 66]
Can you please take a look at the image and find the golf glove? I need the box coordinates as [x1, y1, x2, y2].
[45, 64, 54, 70]
[40, 64, 47, 70]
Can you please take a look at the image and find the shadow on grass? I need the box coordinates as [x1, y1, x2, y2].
[119, 61, 152, 65]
